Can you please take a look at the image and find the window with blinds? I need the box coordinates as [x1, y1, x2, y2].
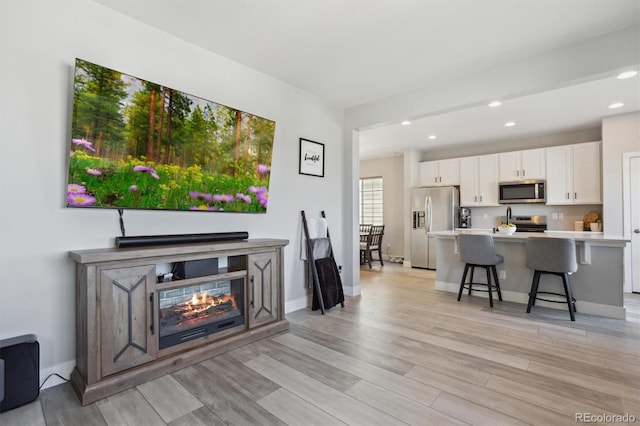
[359, 177, 383, 225]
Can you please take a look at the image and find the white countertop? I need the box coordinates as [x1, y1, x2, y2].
[429, 229, 629, 244]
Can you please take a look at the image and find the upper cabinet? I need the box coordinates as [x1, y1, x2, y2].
[419, 158, 459, 186]
[498, 148, 546, 182]
[459, 154, 500, 206]
[546, 142, 601, 205]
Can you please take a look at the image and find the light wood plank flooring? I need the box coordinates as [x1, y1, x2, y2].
[2, 264, 639, 425]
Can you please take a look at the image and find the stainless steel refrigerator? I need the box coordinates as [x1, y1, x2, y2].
[411, 186, 460, 269]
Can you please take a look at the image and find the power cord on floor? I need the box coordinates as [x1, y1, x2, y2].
[386, 246, 404, 264]
[40, 373, 70, 390]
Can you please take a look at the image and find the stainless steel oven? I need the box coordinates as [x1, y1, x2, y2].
[499, 180, 545, 204]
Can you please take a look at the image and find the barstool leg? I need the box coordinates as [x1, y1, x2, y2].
[527, 270, 541, 313]
[468, 266, 475, 295]
[458, 264, 470, 301]
[561, 273, 576, 321]
[486, 266, 494, 308]
[491, 266, 503, 301]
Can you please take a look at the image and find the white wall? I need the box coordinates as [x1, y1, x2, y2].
[602, 112, 640, 235]
[602, 112, 640, 293]
[0, 0, 344, 386]
[360, 156, 404, 260]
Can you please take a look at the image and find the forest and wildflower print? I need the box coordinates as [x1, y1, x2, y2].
[67, 58, 276, 213]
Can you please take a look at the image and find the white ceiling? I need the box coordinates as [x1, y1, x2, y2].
[95, 0, 640, 157]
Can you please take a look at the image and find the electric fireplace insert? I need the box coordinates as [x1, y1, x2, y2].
[158, 277, 244, 349]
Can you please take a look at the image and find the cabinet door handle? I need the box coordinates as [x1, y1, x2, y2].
[434, 177, 438, 183]
[566, 192, 570, 199]
[634, 229, 640, 234]
[522, 169, 525, 177]
[574, 192, 577, 199]
[516, 170, 519, 177]
[479, 195, 483, 202]
[474, 196, 477, 202]
[149, 293, 155, 335]
[250, 276, 255, 308]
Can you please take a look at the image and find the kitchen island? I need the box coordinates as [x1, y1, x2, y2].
[430, 230, 630, 319]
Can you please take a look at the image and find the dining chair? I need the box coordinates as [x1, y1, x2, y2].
[360, 225, 385, 268]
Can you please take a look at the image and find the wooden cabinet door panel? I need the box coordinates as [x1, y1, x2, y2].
[572, 142, 601, 203]
[248, 252, 278, 328]
[477, 155, 499, 205]
[439, 158, 459, 186]
[545, 146, 572, 205]
[459, 157, 478, 206]
[499, 152, 520, 182]
[521, 149, 545, 180]
[100, 265, 157, 377]
[419, 161, 439, 186]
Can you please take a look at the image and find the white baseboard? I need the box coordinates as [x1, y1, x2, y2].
[285, 295, 311, 314]
[435, 280, 626, 320]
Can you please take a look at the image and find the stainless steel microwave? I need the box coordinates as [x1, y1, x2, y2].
[499, 180, 545, 204]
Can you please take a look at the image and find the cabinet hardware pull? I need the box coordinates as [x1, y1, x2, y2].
[574, 192, 577, 199]
[566, 193, 570, 199]
[516, 170, 519, 177]
[634, 229, 640, 234]
[149, 293, 155, 335]
[435, 177, 437, 183]
[250, 276, 255, 308]
[479, 195, 483, 202]
[522, 169, 525, 177]
[474, 196, 477, 202]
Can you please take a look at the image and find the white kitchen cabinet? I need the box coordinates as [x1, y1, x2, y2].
[546, 142, 601, 205]
[419, 159, 459, 186]
[498, 148, 545, 182]
[459, 154, 499, 206]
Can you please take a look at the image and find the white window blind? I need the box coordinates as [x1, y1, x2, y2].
[359, 177, 383, 225]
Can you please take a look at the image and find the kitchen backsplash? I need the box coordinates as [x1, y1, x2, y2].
[465, 204, 604, 232]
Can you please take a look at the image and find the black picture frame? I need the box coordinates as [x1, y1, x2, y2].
[299, 138, 325, 177]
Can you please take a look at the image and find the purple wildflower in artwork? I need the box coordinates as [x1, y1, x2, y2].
[257, 164, 270, 174]
[133, 165, 159, 179]
[67, 193, 96, 206]
[86, 168, 102, 176]
[189, 191, 212, 201]
[71, 138, 96, 152]
[236, 193, 252, 203]
[129, 185, 137, 192]
[249, 186, 268, 208]
[213, 194, 235, 203]
[67, 184, 86, 194]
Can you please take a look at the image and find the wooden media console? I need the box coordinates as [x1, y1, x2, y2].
[69, 238, 288, 405]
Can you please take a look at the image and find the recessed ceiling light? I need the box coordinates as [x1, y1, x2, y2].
[617, 70, 638, 80]
[504, 121, 516, 127]
[401, 120, 411, 125]
[488, 101, 502, 107]
[427, 135, 437, 140]
[609, 102, 624, 109]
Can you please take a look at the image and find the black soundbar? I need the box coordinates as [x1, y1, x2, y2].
[115, 232, 249, 248]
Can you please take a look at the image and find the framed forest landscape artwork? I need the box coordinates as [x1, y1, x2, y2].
[298, 138, 324, 177]
[67, 58, 276, 214]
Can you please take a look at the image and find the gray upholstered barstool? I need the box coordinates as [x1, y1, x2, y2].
[525, 237, 578, 321]
[457, 234, 504, 307]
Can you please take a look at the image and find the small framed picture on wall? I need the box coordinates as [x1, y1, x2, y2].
[299, 138, 325, 177]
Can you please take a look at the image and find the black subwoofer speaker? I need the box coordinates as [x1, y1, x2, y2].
[0, 334, 39, 413]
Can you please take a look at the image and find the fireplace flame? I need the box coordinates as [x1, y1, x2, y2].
[186, 292, 235, 316]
